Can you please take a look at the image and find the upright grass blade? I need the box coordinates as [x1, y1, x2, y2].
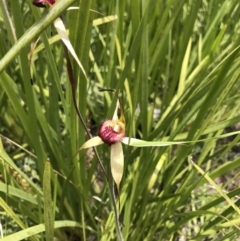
[43, 160, 54, 241]
[140, 0, 149, 139]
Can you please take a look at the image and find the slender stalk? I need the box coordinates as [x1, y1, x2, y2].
[62, 43, 109, 181]
[110, 180, 124, 241]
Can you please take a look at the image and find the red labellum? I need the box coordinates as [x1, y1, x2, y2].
[32, 0, 56, 8]
[98, 120, 125, 145]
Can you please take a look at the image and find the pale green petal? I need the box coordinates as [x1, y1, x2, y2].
[80, 136, 104, 149]
[53, 17, 88, 80]
[112, 100, 119, 120]
[121, 137, 184, 147]
[72, 137, 104, 159]
[110, 142, 124, 192]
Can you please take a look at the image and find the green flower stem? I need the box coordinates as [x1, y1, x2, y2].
[110, 180, 124, 241]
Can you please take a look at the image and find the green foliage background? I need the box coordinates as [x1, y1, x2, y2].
[0, 0, 240, 240]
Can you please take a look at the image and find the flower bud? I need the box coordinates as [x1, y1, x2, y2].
[98, 120, 125, 145]
[32, 0, 56, 8]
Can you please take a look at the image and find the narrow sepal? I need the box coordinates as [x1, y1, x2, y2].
[122, 137, 184, 147]
[72, 137, 104, 159]
[53, 17, 88, 80]
[110, 142, 124, 192]
[80, 136, 104, 150]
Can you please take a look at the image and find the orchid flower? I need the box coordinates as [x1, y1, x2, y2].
[78, 96, 183, 192]
[79, 99, 125, 192]
[32, 0, 56, 8]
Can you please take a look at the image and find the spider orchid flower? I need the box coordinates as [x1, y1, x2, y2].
[78, 100, 183, 192]
[80, 100, 126, 192]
